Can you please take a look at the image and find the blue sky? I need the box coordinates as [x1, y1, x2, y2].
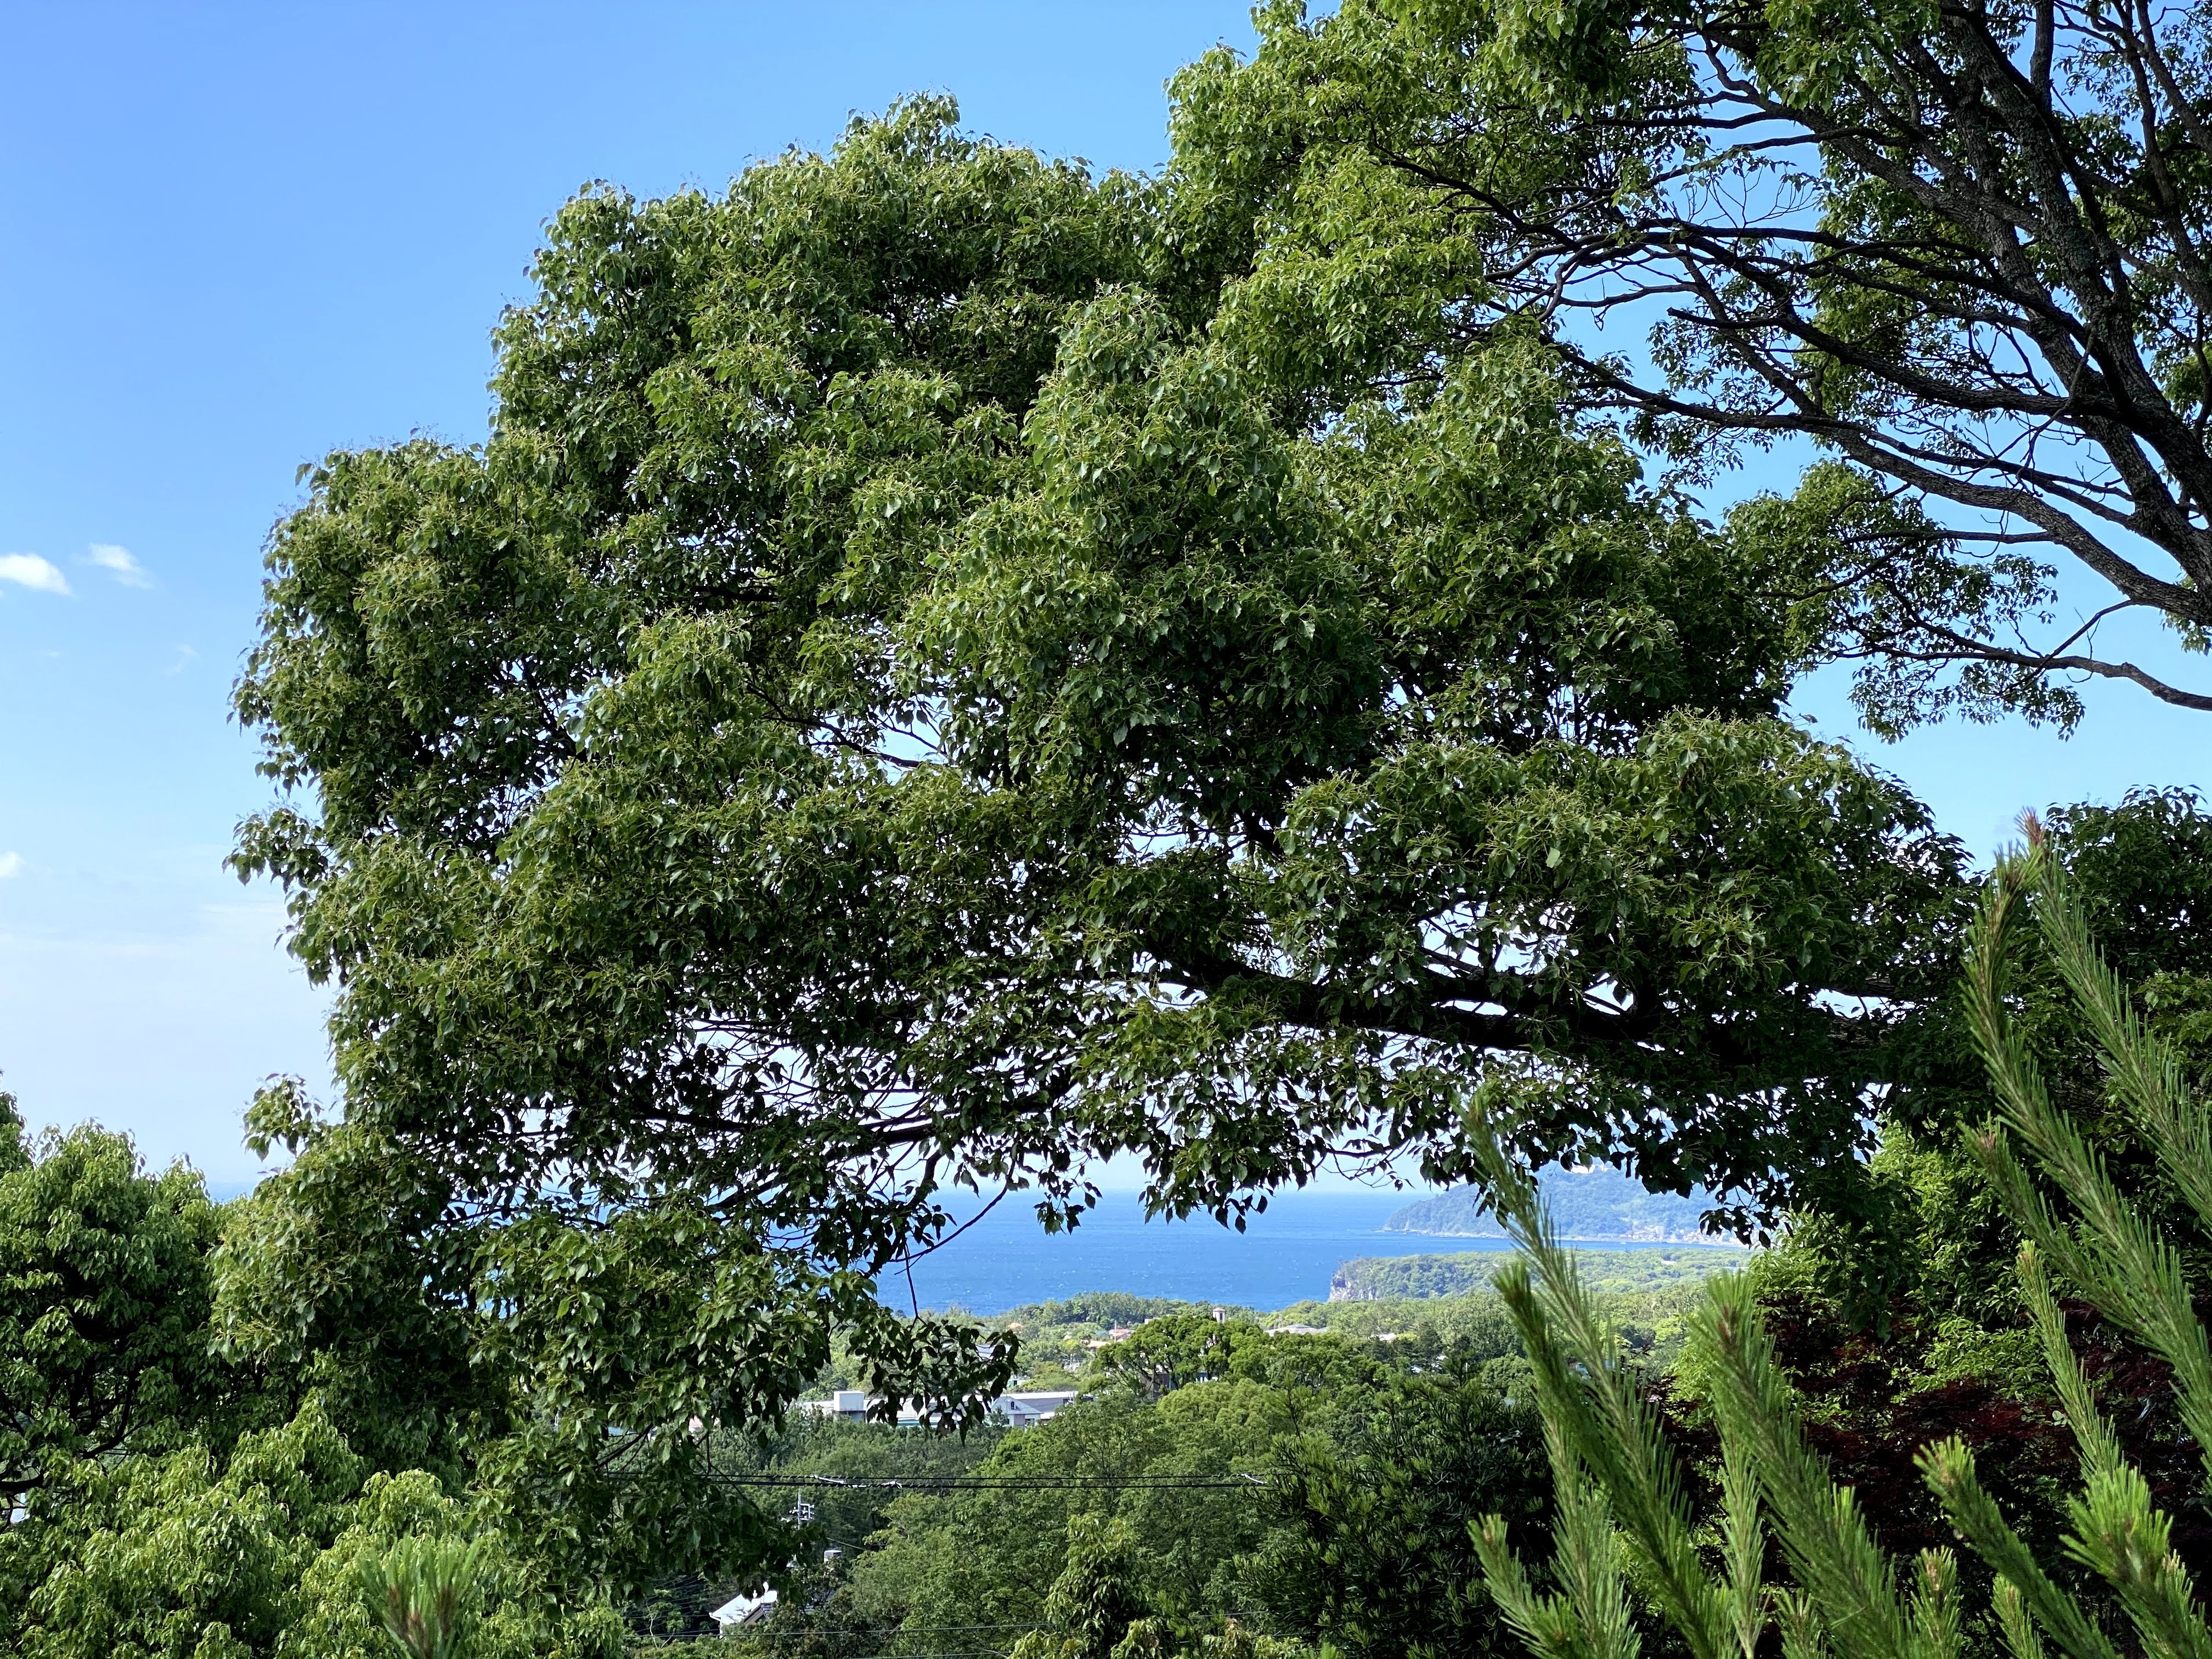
[0, 1, 2203, 1183]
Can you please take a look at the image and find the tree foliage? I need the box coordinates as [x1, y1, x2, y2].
[360, 1533, 492, 1659]
[1175, 0, 2212, 719]
[0, 1098, 232, 1509]
[1011, 1515, 1159, 1659]
[35, 0, 2212, 1642]
[0, 1115, 621, 1659]
[839, 1327, 1548, 1659]
[222, 101, 1982, 1597]
[1257, 1365, 1548, 1659]
[1476, 834, 2212, 1659]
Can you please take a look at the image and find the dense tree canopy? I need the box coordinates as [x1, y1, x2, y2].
[233, 98, 1962, 1250]
[0, 1096, 230, 1510]
[0, 1114, 629, 1659]
[212, 0, 2212, 1584]
[216, 89, 2008, 1586]
[828, 1319, 1545, 1659]
[1175, 0, 2212, 720]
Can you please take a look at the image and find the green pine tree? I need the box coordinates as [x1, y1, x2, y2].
[1476, 823, 2212, 1659]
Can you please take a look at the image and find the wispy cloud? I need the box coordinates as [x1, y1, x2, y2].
[0, 854, 24, 879]
[0, 554, 70, 596]
[167, 644, 198, 675]
[84, 544, 153, 588]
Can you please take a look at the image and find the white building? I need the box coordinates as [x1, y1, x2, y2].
[802, 1387, 1079, 1427]
[991, 1390, 1077, 1427]
[710, 1588, 778, 1629]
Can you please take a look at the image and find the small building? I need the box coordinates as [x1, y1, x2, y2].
[710, 1589, 778, 1630]
[801, 1386, 1080, 1429]
[992, 1390, 1077, 1427]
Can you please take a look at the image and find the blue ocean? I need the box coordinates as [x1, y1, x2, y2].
[885, 1188, 1738, 1316]
[885, 1188, 1483, 1315]
[205, 1182, 1737, 1317]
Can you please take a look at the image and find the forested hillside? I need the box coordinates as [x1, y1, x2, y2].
[1328, 1249, 1736, 1304]
[634, 1277, 1701, 1658]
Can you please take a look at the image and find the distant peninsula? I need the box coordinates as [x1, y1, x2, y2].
[1382, 1167, 1732, 1244]
[1330, 1247, 1736, 1302]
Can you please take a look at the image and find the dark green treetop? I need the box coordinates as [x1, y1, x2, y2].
[0, 1097, 232, 1511]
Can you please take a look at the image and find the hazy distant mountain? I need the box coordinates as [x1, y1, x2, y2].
[1383, 1168, 1723, 1243]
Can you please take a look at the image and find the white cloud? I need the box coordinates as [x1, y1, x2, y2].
[0, 554, 70, 596]
[0, 854, 24, 879]
[84, 543, 152, 588]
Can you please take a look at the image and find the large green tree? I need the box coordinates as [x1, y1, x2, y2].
[227, 91, 1976, 1582]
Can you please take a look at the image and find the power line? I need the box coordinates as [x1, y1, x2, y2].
[702, 1472, 1270, 1491]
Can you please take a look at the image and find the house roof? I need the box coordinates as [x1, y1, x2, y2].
[710, 1589, 780, 1627]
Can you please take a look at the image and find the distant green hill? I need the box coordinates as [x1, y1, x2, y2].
[1328, 1247, 1741, 1303]
[1384, 1168, 1724, 1242]
[971, 1252, 1738, 1374]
